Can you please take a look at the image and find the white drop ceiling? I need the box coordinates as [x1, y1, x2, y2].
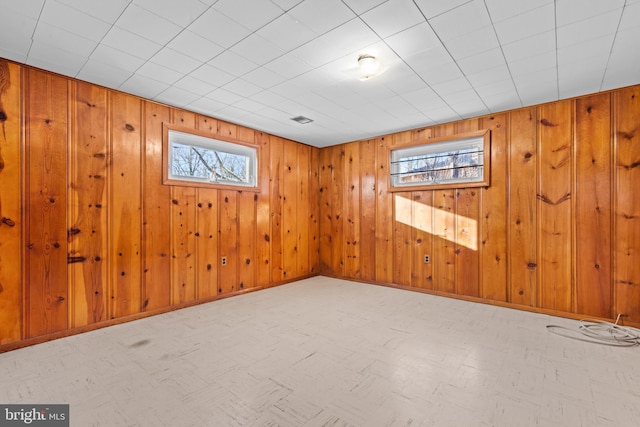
[1, 0, 639, 147]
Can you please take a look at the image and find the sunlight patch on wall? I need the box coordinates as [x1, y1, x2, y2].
[394, 194, 478, 251]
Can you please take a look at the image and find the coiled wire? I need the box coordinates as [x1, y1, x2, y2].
[546, 315, 640, 347]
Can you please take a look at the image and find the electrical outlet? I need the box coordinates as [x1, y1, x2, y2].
[424, 255, 430, 264]
[221, 256, 227, 266]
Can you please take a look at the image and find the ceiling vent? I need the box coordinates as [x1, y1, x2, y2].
[290, 115, 314, 124]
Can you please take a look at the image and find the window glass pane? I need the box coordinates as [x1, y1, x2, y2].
[390, 134, 487, 188]
[166, 128, 257, 188]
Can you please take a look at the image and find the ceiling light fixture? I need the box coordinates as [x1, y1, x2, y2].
[291, 115, 313, 124]
[357, 54, 383, 81]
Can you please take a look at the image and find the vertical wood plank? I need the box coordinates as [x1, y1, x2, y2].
[141, 101, 171, 311]
[360, 140, 376, 281]
[538, 100, 573, 312]
[282, 140, 298, 280]
[195, 188, 218, 299]
[270, 137, 284, 283]
[318, 145, 332, 274]
[455, 188, 480, 297]
[508, 108, 538, 306]
[479, 114, 508, 301]
[0, 61, 22, 344]
[344, 142, 361, 279]
[297, 143, 310, 277]
[170, 187, 197, 304]
[238, 189, 256, 290]
[375, 136, 393, 283]
[25, 69, 68, 337]
[411, 191, 434, 289]
[575, 93, 612, 318]
[109, 93, 142, 318]
[330, 145, 345, 276]
[68, 81, 108, 327]
[255, 132, 271, 286]
[219, 190, 238, 293]
[432, 189, 456, 293]
[308, 146, 320, 275]
[393, 191, 413, 286]
[613, 86, 640, 324]
[431, 123, 456, 294]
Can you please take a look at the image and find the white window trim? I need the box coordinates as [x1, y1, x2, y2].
[162, 123, 260, 191]
[389, 129, 491, 192]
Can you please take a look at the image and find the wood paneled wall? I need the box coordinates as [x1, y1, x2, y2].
[1, 58, 639, 351]
[0, 62, 319, 349]
[319, 87, 640, 327]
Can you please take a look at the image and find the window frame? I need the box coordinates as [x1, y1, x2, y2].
[162, 123, 260, 192]
[388, 129, 491, 192]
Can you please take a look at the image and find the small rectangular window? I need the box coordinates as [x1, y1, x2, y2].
[163, 124, 259, 191]
[389, 130, 490, 191]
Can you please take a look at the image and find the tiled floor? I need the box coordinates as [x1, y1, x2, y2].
[1, 276, 639, 426]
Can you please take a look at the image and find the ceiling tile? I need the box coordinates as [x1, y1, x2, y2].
[556, 9, 623, 49]
[207, 50, 259, 77]
[207, 88, 245, 105]
[269, 0, 304, 11]
[0, 12, 36, 59]
[89, 44, 145, 73]
[484, 0, 552, 23]
[619, 2, 640, 30]
[27, 39, 88, 76]
[466, 65, 512, 87]
[557, 35, 615, 67]
[57, 0, 129, 23]
[188, 64, 235, 87]
[242, 67, 287, 89]
[431, 77, 473, 96]
[187, 96, 227, 114]
[40, 0, 111, 41]
[443, 26, 500, 61]
[509, 50, 556, 77]
[214, 0, 284, 31]
[291, 19, 379, 68]
[154, 86, 201, 107]
[133, 0, 209, 27]
[263, 54, 312, 79]
[341, 0, 388, 14]
[230, 34, 285, 66]
[602, 49, 640, 90]
[2, 0, 45, 18]
[119, 74, 171, 99]
[413, 0, 472, 19]
[135, 62, 183, 86]
[556, 0, 624, 27]
[493, 3, 555, 45]
[288, 0, 356, 35]
[427, 0, 492, 41]
[173, 75, 218, 95]
[188, 8, 251, 48]
[455, 47, 505, 75]
[102, 27, 162, 61]
[384, 22, 442, 58]
[222, 78, 264, 98]
[115, 4, 183, 45]
[501, 30, 555, 63]
[361, 0, 424, 38]
[77, 59, 134, 88]
[33, 22, 98, 57]
[257, 13, 317, 52]
[150, 48, 202, 74]
[167, 30, 224, 63]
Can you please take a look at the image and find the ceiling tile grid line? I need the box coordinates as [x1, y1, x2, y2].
[2, 0, 639, 147]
